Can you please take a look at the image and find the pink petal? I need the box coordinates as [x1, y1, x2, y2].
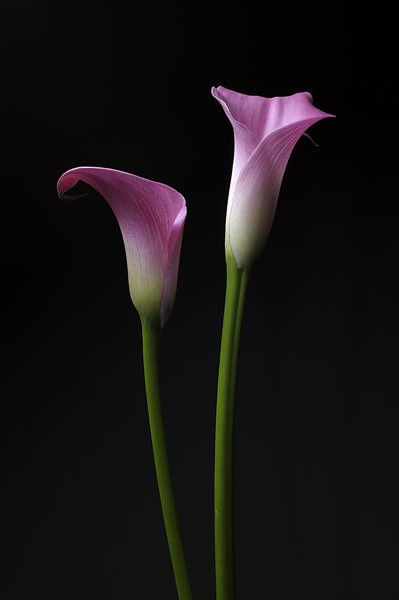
[229, 118, 325, 266]
[212, 86, 334, 267]
[160, 205, 187, 325]
[57, 167, 186, 325]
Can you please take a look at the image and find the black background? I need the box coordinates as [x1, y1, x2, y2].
[2, 3, 398, 599]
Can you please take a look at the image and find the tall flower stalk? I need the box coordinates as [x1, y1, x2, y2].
[214, 257, 249, 600]
[57, 167, 193, 600]
[212, 86, 334, 600]
[141, 316, 193, 600]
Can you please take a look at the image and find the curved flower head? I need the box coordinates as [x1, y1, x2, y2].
[212, 86, 334, 268]
[57, 167, 186, 326]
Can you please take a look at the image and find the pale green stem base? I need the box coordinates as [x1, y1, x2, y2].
[141, 317, 193, 600]
[214, 256, 250, 600]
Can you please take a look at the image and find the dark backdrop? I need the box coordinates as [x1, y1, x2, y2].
[2, 3, 398, 599]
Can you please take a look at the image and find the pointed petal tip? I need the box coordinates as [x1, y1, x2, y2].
[316, 109, 336, 121]
[303, 91, 336, 119]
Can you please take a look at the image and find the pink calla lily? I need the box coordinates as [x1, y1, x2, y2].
[57, 167, 186, 326]
[212, 86, 334, 268]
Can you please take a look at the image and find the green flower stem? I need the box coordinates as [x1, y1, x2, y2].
[141, 317, 193, 600]
[215, 255, 250, 600]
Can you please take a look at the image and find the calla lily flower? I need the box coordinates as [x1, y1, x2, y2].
[212, 86, 334, 268]
[57, 167, 186, 326]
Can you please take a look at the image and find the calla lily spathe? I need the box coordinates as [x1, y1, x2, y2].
[57, 167, 186, 326]
[212, 86, 334, 268]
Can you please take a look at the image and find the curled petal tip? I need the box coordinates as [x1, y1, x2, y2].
[57, 168, 88, 200]
[212, 85, 229, 100]
[211, 85, 220, 99]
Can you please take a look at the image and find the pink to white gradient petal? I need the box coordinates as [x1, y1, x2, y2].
[212, 86, 334, 268]
[57, 167, 186, 325]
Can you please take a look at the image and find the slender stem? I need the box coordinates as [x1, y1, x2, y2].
[214, 256, 249, 600]
[230, 268, 250, 401]
[141, 317, 193, 600]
